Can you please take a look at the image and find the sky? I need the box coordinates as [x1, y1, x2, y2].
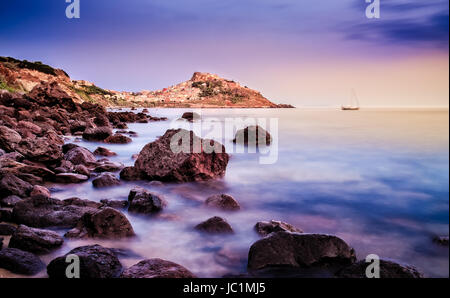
[0, 0, 448, 107]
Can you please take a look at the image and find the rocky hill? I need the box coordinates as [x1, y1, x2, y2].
[0, 56, 292, 108]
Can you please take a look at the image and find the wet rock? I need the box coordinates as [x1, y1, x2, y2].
[47, 245, 122, 278]
[124, 129, 229, 182]
[92, 172, 121, 188]
[94, 161, 124, 173]
[74, 164, 90, 176]
[0, 195, 22, 207]
[336, 259, 423, 278]
[12, 197, 101, 228]
[433, 236, 449, 246]
[8, 224, 64, 254]
[247, 232, 356, 271]
[0, 248, 45, 275]
[100, 199, 128, 209]
[65, 207, 135, 239]
[127, 187, 166, 214]
[104, 134, 132, 144]
[54, 173, 89, 183]
[0, 223, 17, 235]
[121, 258, 196, 278]
[0, 173, 32, 198]
[233, 125, 272, 146]
[93, 146, 117, 157]
[254, 220, 303, 237]
[205, 194, 240, 211]
[64, 146, 96, 165]
[195, 216, 234, 234]
[30, 185, 51, 200]
[181, 112, 201, 122]
[82, 126, 113, 141]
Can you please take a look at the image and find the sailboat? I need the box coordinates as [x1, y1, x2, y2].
[341, 89, 360, 111]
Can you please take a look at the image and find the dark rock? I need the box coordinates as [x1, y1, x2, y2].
[127, 187, 166, 214]
[336, 259, 423, 278]
[0, 125, 22, 152]
[94, 161, 124, 173]
[47, 245, 122, 278]
[254, 220, 303, 237]
[233, 125, 272, 146]
[8, 224, 64, 254]
[65, 207, 135, 239]
[74, 164, 90, 176]
[0, 173, 32, 198]
[119, 166, 142, 181]
[181, 112, 201, 122]
[82, 126, 113, 141]
[0, 237, 3, 249]
[195, 216, 234, 234]
[93, 147, 117, 157]
[205, 194, 240, 211]
[100, 199, 128, 209]
[0, 223, 17, 235]
[92, 172, 121, 188]
[125, 129, 229, 182]
[0, 248, 45, 275]
[30, 185, 51, 200]
[61, 143, 79, 154]
[121, 258, 196, 278]
[54, 173, 89, 183]
[247, 232, 356, 271]
[0, 208, 13, 222]
[64, 146, 96, 165]
[0, 195, 22, 207]
[104, 134, 132, 144]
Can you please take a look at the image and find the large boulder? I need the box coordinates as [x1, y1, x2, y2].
[64, 146, 96, 165]
[127, 187, 166, 214]
[195, 216, 234, 234]
[121, 258, 196, 278]
[205, 194, 240, 211]
[0, 248, 45, 275]
[233, 125, 272, 146]
[254, 220, 303, 237]
[92, 172, 121, 188]
[65, 207, 135, 239]
[0, 173, 32, 198]
[336, 259, 423, 278]
[82, 126, 113, 141]
[47, 245, 122, 278]
[12, 197, 101, 228]
[8, 224, 64, 254]
[247, 232, 356, 271]
[121, 129, 229, 182]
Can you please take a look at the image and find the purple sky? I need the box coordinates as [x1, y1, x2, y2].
[1, 0, 448, 106]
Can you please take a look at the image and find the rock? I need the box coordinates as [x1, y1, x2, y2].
[0, 223, 17, 235]
[127, 187, 166, 214]
[92, 172, 121, 188]
[0, 195, 22, 207]
[254, 220, 303, 237]
[93, 147, 117, 157]
[181, 112, 200, 122]
[104, 134, 132, 144]
[82, 126, 113, 141]
[0, 248, 45, 275]
[8, 224, 64, 254]
[233, 125, 272, 146]
[12, 197, 101, 228]
[121, 258, 196, 278]
[100, 199, 128, 209]
[30, 185, 51, 200]
[119, 166, 141, 181]
[195, 216, 234, 234]
[65, 207, 135, 239]
[205, 194, 240, 211]
[247, 232, 356, 271]
[115, 122, 128, 129]
[94, 161, 124, 173]
[17, 120, 42, 134]
[0, 125, 22, 152]
[64, 146, 96, 165]
[62, 143, 79, 154]
[336, 259, 423, 278]
[124, 129, 229, 182]
[55, 173, 89, 183]
[47, 245, 122, 278]
[0, 173, 32, 198]
[0, 208, 13, 222]
[0, 237, 3, 249]
[74, 164, 90, 176]
[15, 131, 64, 163]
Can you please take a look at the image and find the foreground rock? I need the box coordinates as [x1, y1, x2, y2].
[0, 173, 32, 198]
[92, 172, 121, 188]
[195, 216, 234, 234]
[233, 125, 272, 146]
[254, 220, 303, 237]
[12, 197, 101, 228]
[121, 258, 196, 278]
[8, 224, 64, 253]
[0, 248, 45, 275]
[127, 187, 166, 214]
[47, 245, 122, 278]
[336, 259, 423, 278]
[247, 232, 356, 271]
[65, 207, 135, 239]
[120, 129, 229, 182]
[205, 194, 240, 211]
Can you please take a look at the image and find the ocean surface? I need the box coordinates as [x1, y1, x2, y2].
[2, 108, 449, 278]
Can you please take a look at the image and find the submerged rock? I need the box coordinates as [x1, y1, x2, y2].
[233, 125, 271, 146]
[127, 187, 166, 214]
[8, 224, 64, 254]
[205, 194, 240, 211]
[247, 232, 356, 271]
[195, 216, 234, 234]
[0, 248, 45, 275]
[254, 220, 303, 237]
[121, 258, 196, 278]
[336, 259, 423, 278]
[47, 245, 122, 278]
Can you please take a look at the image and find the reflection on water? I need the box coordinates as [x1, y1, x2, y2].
[8, 108, 450, 278]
